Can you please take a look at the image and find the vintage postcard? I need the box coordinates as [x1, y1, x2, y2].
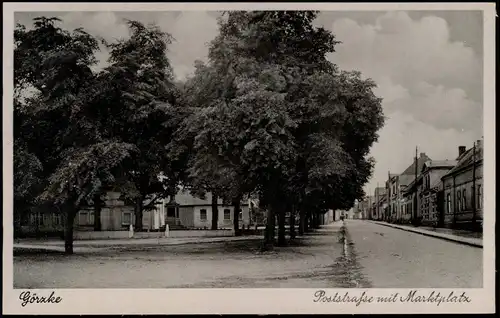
[3, 2, 495, 315]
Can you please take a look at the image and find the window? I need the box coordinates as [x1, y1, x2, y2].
[200, 209, 207, 221]
[122, 211, 132, 225]
[447, 193, 451, 214]
[223, 209, 231, 220]
[78, 211, 94, 226]
[462, 189, 467, 210]
[456, 191, 461, 211]
[238, 209, 243, 220]
[477, 185, 482, 209]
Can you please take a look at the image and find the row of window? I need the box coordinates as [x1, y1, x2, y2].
[24, 208, 247, 227]
[199, 209, 243, 221]
[25, 213, 62, 226]
[446, 185, 482, 214]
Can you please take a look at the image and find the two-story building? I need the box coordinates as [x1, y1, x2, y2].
[386, 152, 431, 223]
[419, 160, 456, 226]
[441, 140, 483, 231]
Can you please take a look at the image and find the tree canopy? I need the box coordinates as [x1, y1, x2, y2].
[14, 12, 384, 252]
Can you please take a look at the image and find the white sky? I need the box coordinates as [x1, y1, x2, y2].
[14, 11, 484, 197]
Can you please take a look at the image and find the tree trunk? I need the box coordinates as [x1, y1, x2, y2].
[233, 199, 241, 237]
[277, 206, 286, 246]
[93, 193, 102, 231]
[298, 208, 305, 236]
[263, 206, 275, 247]
[134, 197, 144, 232]
[64, 204, 77, 255]
[289, 206, 296, 240]
[304, 211, 310, 232]
[211, 194, 219, 230]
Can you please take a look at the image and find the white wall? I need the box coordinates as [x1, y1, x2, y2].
[193, 205, 250, 229]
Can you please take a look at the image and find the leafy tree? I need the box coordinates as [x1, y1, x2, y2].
[14, 17, 137, 253]
[195, 11, 384, 248]
[95, 20, 180, 231]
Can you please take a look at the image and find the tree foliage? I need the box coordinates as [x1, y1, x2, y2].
[14, 12, 385, 253]
[183, 11, 384, 245]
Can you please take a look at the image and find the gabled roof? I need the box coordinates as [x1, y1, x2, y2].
[172, 191, 218, 206]
[398, 174, 416, 187]
[421, 160, 457, 173]
[401, 153, 432, 176]
[403, 173, 423, 194]
[442, 142, 483, 179]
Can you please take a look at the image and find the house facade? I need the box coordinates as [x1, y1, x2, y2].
[441, 141, 483, 230]
[419, 160, 456, 226]
[152, 191, 252, 230]
[19, 191, 135, 236]
[386, 152, 431, 223]
[19, 189, 253, 237]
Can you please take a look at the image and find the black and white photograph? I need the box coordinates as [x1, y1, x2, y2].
[3, 2, 495, 315]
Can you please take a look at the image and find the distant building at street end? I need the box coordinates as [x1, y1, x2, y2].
[441, 140, 483, 231]
[373, 188, 386, 220]
[354, 196, 373, 220]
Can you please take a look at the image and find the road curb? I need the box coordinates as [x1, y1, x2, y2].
[368, 221, 483, 248]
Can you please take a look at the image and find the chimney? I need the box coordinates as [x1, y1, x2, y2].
[419, 152, 426, 158]
[476, 140, 481, 148]
[458, 146, 466, 156]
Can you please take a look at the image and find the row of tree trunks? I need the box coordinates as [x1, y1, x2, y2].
[262, 204, 326, 250]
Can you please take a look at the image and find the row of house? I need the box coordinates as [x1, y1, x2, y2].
[354, 138, 483, 231]
[18, 188, 258, 237]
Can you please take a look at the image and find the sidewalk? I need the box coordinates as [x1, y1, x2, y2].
[369, 221, 483, 248]
[14, 223, 342, 253]
[14, 235, 263, 253]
